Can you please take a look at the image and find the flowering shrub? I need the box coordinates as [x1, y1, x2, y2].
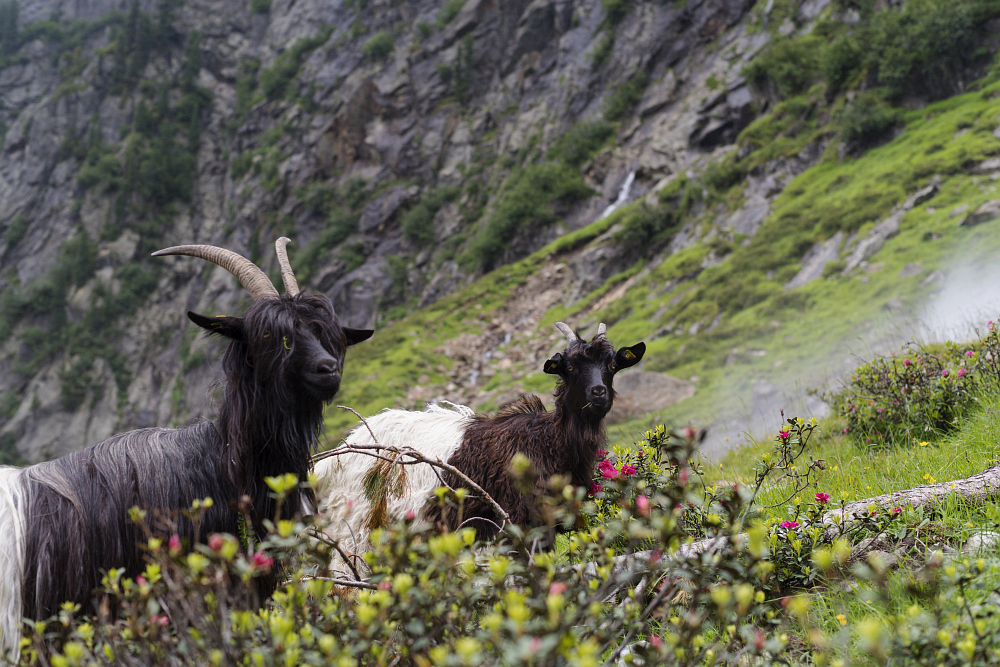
[837, 342, 977, 447]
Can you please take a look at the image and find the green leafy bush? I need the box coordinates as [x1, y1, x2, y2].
[820, 34, 863, 93]
[548, 121, 614, 167]
[468, 162, 593, 269]
[837, 343, 977, 447]
[839, 91, 900, 146]
[250, 0, 271, 14]
[743, 36, 821, 101]
[362, 31, 394, 61]
[603, 70, 649, 121]
[401, 186, 460, 246]
[602, 0, 631, 25]
[260, 27, 332, 100]
[590, 33, 613, 67]
[436, 0, 465, 26]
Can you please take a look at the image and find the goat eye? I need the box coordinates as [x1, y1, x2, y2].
[566, 365, 573, 373]
[611, 362, 617, 371]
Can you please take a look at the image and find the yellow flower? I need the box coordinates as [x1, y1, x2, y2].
[836, 614, 847, 626]
[832, 466, 838, 471]
[919, 441, 929, 447]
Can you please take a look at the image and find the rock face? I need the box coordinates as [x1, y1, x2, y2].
[0, 0, 775, 460]
[608, 370, 696, 424]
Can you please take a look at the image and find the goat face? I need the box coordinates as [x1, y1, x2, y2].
[189, 294, 373, 404]
[544, 332, 646, 422]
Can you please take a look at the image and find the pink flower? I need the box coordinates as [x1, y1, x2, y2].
[208, 534, 224, 552]
[843, 427, 850, 434]
[903, 358, 912, 367]
[251, 551, 273, 570]
[650, 634, 663, 649]
[679, 468, 689, 485]
[780, 521, 799, 529]
[405, 509, 416, 521]
[596, 448, 608, 459]
[958, 368, 968, 378]
[378, 581, 392, 590]
[168, 534, 181, 553]
[778, 430, 790, 439]
[619, 464, 637, 477]
[598, 459, 618, 479]
[942, 369, 949, 378]
[966, 350, 975, 358]
[549, 581, 567, 596]
[636, 495, 650, 517]
[876, 408, 883, 413]
[891, 507, 902, 515]
[152, 615, 169, 626]
[589, 483, 602, 496]
[530, 637, 541, 652]
[136, 576, 147, 586]
[815, 492, 830, 504]
[683, 426, 696, 439]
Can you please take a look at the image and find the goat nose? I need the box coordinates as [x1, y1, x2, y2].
[590, 386, 607, 399]
[316, 359, 338, 376]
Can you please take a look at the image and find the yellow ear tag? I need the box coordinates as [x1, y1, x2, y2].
[624, 350, 635, 360]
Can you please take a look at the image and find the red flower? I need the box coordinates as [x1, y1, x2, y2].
[650, 634, 663, 649]
[598, 459, 618, 479]
[619, 464, 637, 477]
[549, 581, 567, 596]
[168, 534, 181, 554]
[966, 350, 975, 358]
[957, 368, 968, 378]
[136, 576, 147, 586]
[379, 581, 392, 590]
[903, 358, 912, 367]
[596, 448, 608, 459]
[152, 615, 169, 626]
[405, 509, 416, 521]
[208, 534, 224, 552]
[815, 492, 830, 504]
[942, 369, 950, 378]
[891, 507, 902, 515]
[780, 520, 799, 529]
[778, 430, 790, 439]
[589, 483, 602, 496]
[251, 551, 273, 569]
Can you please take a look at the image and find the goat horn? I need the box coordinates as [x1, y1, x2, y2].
[152, 244, 279, 301]
[274, 237, 300, 296]
[596, 323, 606, 339]
[554, 322, 579, 343]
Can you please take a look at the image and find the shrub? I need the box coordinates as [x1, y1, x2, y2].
[603, 70, 649, 121]
[362, 31, 394, 61]
[250, 0, 271, 13]
[401, 186, 460, 246]
[468, 162, 593, 269]
[5, 214, 27, 248]
[743, 36, 821, 101]
[436, 0, 465, 26]
[0, 0, 17, 56]
[260, 27, 332, 100]
[837, 342, 976, 447]
[602, 0, 631, 25]
[590, 33, 613, 67]
[839, 91, 900, 146]
[548, 120, 615, 167]
[820, 34, 863, 93]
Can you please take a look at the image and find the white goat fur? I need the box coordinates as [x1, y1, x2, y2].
[0, 468, 26, 662]
[314, 403, 473, 570]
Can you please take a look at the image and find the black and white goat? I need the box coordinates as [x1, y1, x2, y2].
[0, 239, 372, 659]
[314, 322, 644, 562]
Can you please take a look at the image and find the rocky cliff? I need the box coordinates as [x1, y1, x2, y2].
[3, 0, 997, 461]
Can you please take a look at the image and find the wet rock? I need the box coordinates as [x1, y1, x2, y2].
[958, 199, 1000, 227]
[784, 231, 843, 290]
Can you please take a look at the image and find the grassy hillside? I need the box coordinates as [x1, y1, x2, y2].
[331, 84, 1000, 449]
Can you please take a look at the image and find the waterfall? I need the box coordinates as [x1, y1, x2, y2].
[598, 170, 635, 220]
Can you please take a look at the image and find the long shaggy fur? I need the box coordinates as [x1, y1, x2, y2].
[316, 333, 644, 565]
[315, 404, 473, 569]
[0, 292, 363, 657]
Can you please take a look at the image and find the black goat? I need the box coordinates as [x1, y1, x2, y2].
[0, 239, 372, 660]
[315, 322, 644, 562]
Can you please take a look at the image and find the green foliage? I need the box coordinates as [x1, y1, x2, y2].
[820, 34, 863, 93]
[361, 30, 394, 61]
[468, 162, 593, 270]
[250, 0, 271, 13]
[603, 70, 649, 121]
[839, 91, 900, 146]
[590, 33, 613, 67]
[401, 186, 460, 246]
[602, 0, 631, 25]
[437, 0, 465, 27]
[837, 342, 977, 447]
[5, 214, 27, 248]
[259, 27, 332, 100]
[548, 120, 614, 167]
[108, 0, 154, 95]
[743, 36, 822, 101]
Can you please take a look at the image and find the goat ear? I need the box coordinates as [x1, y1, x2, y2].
[614, 342, 646, 372]
[343, 327, 374, 346]
[543, 353, 564, 375]
[188, 311, 246, 341]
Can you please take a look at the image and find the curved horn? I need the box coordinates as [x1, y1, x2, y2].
[595, 323, 607, 339]
[274, 237, 300, 297]
[554, 322, 579, 344]
[152, 244, 279, 301]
